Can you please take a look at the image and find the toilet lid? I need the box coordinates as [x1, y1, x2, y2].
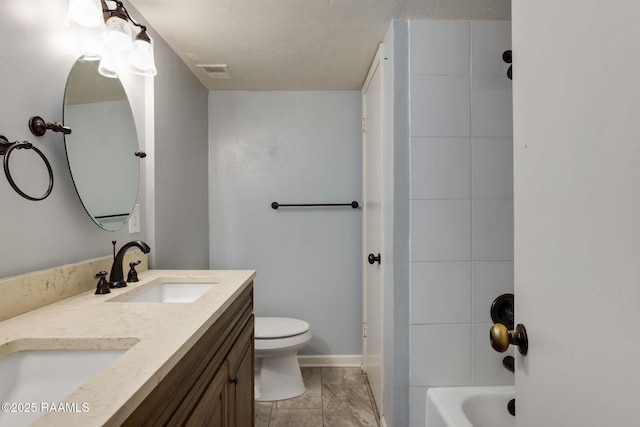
[255, 317, 310, 339]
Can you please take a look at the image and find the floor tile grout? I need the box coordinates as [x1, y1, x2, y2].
[257, 367, 379, 427]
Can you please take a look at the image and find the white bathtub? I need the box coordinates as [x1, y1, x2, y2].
[426, 386, 515, 427]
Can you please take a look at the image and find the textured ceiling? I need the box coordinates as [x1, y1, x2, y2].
[128, 0, 511, 91]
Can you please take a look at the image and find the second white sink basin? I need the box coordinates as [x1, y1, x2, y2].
[0, 341, 132, 427]
[112, 282, 216, 303]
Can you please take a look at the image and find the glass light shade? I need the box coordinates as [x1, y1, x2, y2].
[128, 37, 157, 76]
[104, 15, 133, 52]
[98, 56, 118, 79]
[66, 0, 103, 27]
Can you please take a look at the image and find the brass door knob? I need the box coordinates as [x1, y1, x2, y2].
[490, 323, 528, 356]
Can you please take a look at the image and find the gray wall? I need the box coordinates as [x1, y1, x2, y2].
[151, 26, 210, 269]
[0, 0, 209, 279]
[208, 91, 362, 355]
[0, 0, 148, 278]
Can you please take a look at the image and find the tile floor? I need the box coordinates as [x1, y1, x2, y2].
[255, 367, 380, 427]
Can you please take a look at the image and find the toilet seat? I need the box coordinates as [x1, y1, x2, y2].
[255, 317, 310, 339]
[254, 329, 312, 352]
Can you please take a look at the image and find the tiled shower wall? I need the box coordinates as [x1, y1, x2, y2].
[407, 20, 514, 426]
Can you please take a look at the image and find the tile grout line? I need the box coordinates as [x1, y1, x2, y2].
[321, 367, 325, 427]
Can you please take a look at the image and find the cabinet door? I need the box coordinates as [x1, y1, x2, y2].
[227, 317, 254, 427]
[185, 361, 228, 427]
[233, 344, 254, 427]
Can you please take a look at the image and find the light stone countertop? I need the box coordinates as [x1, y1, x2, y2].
[0, 269, 255, 427]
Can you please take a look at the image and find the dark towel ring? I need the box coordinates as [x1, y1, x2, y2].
[3, 141, 54, 201]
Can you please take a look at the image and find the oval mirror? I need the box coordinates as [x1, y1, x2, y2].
[63, 54, 140, 231]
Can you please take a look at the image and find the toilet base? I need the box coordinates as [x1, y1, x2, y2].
[254, 352, 305, 401]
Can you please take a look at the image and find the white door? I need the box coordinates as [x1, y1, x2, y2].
[513, 1, 640, 425]
[362, 45, 383, 410]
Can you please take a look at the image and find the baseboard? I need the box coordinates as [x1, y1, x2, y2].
[298, 354, 362, 367]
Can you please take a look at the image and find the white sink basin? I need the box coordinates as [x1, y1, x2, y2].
[112, 282, 216, 303]
[0, 346, 128, 427]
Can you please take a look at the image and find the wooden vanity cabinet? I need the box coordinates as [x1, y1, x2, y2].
[123, 284, 254, 427]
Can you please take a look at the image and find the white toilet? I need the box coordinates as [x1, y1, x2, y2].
[254, 317, 311, 401]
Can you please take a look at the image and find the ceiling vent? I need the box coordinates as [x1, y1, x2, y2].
[197, 64, 233, 79]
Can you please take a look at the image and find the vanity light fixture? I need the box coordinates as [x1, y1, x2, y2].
[66, 0, 157, 77]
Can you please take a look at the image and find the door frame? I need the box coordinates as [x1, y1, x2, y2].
[362, 43, 384, 415]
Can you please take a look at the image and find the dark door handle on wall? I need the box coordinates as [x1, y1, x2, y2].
[368, 253, 381, 265]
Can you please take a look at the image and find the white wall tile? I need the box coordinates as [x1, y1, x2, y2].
[472, 138, 513, 199]
[411, 20, 470, 76]
[407, 20, 514, 400]
[410, 324, 472, 386]
[472, 200, 514, 261]
[472, 262, 514, 324]
[409, 387, 428, 427]
[471, 76, 513, 137]
[472, 324, 515, 385]
[411, 75, 471, 137]
[411, 138, 471, 199]
[471, 21, 512, 77]
[411, 200, 471, 261]
[411, 262, 472, 324]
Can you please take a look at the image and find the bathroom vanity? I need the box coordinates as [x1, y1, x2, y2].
[0, 265, 255, 427]
[123, 279, 254, 426]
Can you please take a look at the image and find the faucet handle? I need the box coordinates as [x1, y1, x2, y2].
[127, 260, 141, 283]
[95, 271, 110, 295]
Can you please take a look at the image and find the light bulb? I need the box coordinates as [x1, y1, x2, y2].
[66, 0, 102, 27]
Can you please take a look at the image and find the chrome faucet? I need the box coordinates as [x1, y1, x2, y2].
[109, 240, 151, 288]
